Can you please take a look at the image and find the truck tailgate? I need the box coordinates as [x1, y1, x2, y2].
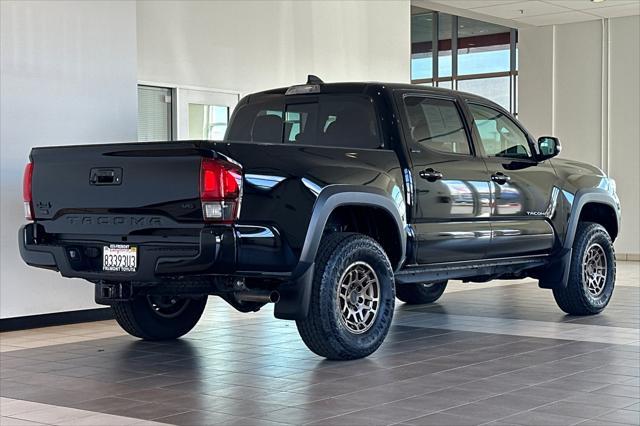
[30, 142, 206, 234]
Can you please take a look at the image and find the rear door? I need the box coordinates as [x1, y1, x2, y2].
[464, 102, 556, 258]
[398, 92, 492, 264]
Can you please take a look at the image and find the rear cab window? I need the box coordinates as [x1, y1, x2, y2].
[226, 94, 384, 149]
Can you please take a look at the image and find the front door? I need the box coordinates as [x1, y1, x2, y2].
[466, 102, 557, 258]
[400, 94, 492, 264]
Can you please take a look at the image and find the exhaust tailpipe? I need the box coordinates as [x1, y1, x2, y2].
[235, 290, 280, 304]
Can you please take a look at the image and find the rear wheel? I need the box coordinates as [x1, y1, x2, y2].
[112, 294, 207, 340]
[296, 232, 395, 360]
[553, 222, 616, 315]
[396, 281, 447, 305]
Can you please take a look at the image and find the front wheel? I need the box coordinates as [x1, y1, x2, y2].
[553, 222, 616, 315]
[296, 233, 395, 360]
[112, 294, 207, 340]
[396, 281, 447, 305]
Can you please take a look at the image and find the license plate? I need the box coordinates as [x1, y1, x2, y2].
[103, 244, 137, 272]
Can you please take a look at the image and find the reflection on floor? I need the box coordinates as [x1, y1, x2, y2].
[1, 262, 638, 426]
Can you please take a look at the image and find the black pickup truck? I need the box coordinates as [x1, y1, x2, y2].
[20, 77, 621, 360]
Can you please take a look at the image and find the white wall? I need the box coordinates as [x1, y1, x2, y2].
[519, 16, 640, 256]
[136, 0, 411, 95]
[0, 1, 139, 318]
[1, 0, 409, 319]
[609, 16, 640, 258]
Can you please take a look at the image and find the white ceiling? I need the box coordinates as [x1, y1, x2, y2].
[421, 0, 640, 26]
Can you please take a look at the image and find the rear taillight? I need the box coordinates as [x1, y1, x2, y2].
[200, 158, 242, 223]
[23, 162, 34, 221]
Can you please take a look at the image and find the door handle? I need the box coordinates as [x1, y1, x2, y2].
[491, 172, 511, 185]
[419, 168, 443, 182]
[90, 168, 122, 185]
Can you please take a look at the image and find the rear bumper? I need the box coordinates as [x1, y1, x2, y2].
[19, 223, 236, 282]
[19, 223, 313, 320]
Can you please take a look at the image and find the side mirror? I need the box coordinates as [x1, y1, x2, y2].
[536, 136, 561, 161]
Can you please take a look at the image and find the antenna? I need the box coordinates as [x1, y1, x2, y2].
[306, 75, 324, 85]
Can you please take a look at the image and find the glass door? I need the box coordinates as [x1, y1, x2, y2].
[176, 88, 239, 140]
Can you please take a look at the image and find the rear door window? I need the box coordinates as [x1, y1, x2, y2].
[403, 96, 471, 155]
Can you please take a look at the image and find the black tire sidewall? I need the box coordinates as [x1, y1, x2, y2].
[115, 295, 207, 340]
[319, 236, 395, 356]
[397, 281, 447, 304]
[575, 226, 616, 310]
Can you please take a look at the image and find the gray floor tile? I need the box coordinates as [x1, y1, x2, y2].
[441, 401, 521, 422]
[598, 384, 640, 398]
[153, 410, 240, 425]
[532, 401, 616, 419]
[500, 410, 585, 426]
[563, 391, 639, 409]
[404, 411, 482, 425]
[1, 264, 638, 425]
[595, 409, 640, 425]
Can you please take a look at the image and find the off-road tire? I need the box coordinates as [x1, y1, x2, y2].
[396, 281, 448, 304]
[296, 232, 395, 360]
[553, 222, 616, 315]
[112, 295, 207, 340]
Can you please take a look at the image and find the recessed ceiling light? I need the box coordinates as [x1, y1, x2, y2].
[591, 0, 606, 3]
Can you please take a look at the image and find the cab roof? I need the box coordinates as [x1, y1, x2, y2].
[252, 80, 502, 110]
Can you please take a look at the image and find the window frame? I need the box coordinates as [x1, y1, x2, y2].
[465, 101, 535, 161]
[410, 10, 518, 115]
[137, 84, 174, 142]
[396, 91, 477, 158]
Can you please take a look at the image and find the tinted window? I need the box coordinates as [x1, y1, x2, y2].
[316, 97, 381, 149]
[469, 104, 531, 159]
[404, 96, 470, 155]
[226, 98, 284, 143]
[226, 95, 382, 149]
[285, 103, 318, 144]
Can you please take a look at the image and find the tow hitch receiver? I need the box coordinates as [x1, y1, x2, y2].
[95, 282, 134, 304]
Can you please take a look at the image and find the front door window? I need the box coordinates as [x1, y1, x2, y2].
[468, 103, 531, 159]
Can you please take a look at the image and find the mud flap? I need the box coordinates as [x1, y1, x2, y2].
[274, 263, 314, 320]
[538, 248, 572, 289]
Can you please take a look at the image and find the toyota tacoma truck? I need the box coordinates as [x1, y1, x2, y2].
[19, 77, 621, 360]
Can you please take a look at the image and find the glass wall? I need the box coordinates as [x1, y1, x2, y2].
[410, 12, 433, 81]
[411, 8, 518, 114]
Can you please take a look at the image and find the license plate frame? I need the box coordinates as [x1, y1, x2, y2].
[102, 244, 137, 272]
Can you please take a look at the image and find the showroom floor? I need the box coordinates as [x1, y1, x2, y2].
[1, 262, 638, 426]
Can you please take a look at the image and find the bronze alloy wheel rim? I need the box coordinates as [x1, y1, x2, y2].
[582, 243, 608, 297]
[147, 295, 191, 319]
[337, 261, 380, 334]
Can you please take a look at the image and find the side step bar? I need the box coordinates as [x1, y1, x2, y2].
[394, 255, 548, 284]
